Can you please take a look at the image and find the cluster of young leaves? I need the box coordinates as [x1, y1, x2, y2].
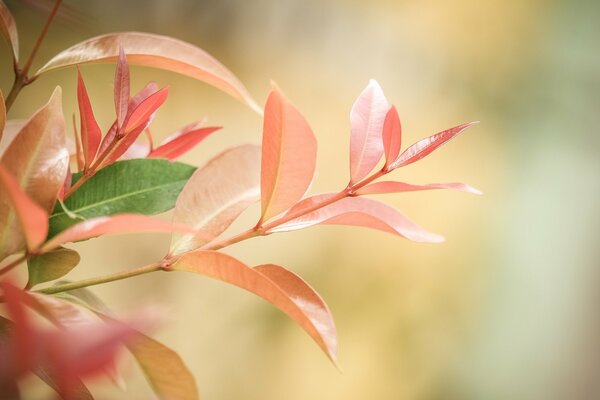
[0, 1, 480, 399]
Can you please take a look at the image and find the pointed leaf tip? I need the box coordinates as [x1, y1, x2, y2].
[76, 70, 102, 168]
[0, 0, 19, 62]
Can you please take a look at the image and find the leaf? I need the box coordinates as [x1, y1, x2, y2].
[382, 106, 401, 169]
[48, 159, 195, 237]
[260, 87, 317, 222]
[114, 47, 130, 129]
[349, 80, 389, 183]
[0, 164, 48, 252]
[0, 120, 24, 157]
[357, 181, 483, 195]
[42, 214, 194, 252]
[170, 145, 261, 254]
[35, 32, 261, 113]
[148, 126, 220, 161]
[77, 70, 102, 168]
[390, 122, 479, 169]
[27, 247, 81, 288]
[172, 251, 338, 363]
[270, 194, 444, 243]
[0, 88, 6, 141]
[124, 87, 168, 133]
[0, 0, 19, 62]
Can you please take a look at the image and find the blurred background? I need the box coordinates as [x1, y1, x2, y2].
[2, 0, 600, 398]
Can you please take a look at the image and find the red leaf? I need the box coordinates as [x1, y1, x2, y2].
[0, 281, 34, 378]
[0, 1, 19, 62]
[147, 126, 220, 161]
[71, 114, 84, 171]
[0, 164, 48, 252]
[114, 47, 130, 129]
[390, 122, 479, 169]
[349, 80, 389, 184]
[260, 86, 317, 222]
[172, 251, 338, 363]
[124, 87, 168, 133]
[357, 181, 482, 195]
[382, 106, 401, 169]
[270, 194, 444, 243]
[76, 70, 101, 168]
[35, 32, 261, 113]
[42, 214, 193, 252]
[170, 145, 261, 254]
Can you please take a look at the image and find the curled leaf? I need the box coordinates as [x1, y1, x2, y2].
[172, 251, 338, 363]
[27, 247, 81, 288]
[349, 80, 389, 183]
[270, 194, 444, 243]
[390, 122, 479, 169]
[382, 106, 401, 169]
[170, 145, 261, 254]
[148, 126, 220, 161]
[76, 70, 101, 168]
[357, 181, 482, 195]
[0, 0, 19, 62]
[260, 87, 317, 222]
[35, 32, 260, 112]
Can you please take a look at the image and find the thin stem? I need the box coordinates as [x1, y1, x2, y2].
[4, 0, 63, 111]
[35, 262, 163, 295]
[0, 254, 27, 276]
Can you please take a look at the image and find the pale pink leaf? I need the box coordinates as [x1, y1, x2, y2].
[260, 87, 317, 222]
[172, 251, 338, 363]
[76, 70, 101, 168]
[349, 80, 389, 183]
[0, 164, 48, 252]
[390, 122, 479, 169]
[357, 181, 482, 195]
[382, 105, 401, 169]
[270, 194, 444, 243]
[114, 47, 130, 129]
[170, 145, 261, 254]
[147, 126, 220, 161]
[35, 32, 261, 113]
[0, 0, 19, 62]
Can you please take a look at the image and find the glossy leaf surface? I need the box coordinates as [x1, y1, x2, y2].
[76, 71, 101, 168]
[270, 194, 444, 243]
[172, 251, 338, 363]
[382, 105, 401, 168]
[390, 122, 478, 169]
[148, 126, 220, 161]
[0, 0, 18, 62]
[357, 181, 482, 195]
[49, 159, 195, 237]
[27, 247, 81, 287]
[349, 80, 389, 183]
[171, 145, 261, 254]
[35, 32, 260, 112]
[260, 88, 317, 222]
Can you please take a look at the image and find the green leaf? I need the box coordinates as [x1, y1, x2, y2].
[27, 247, 81, 287]
[48, 159, 196, 237]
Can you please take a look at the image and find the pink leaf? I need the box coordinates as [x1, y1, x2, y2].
[42, 214, 193, 252]
[148, 126, 220, 161]
[260, 87, 317, 222]
[76, 70, 101, 168]
[0, 164, 48, 252]
[349, 80, 389, 184]
[170, 145, 261, 254]
[35, 32, 261, 113]
[270, 194, 444, 243]
[0, 119, 24, 157]
[357, 181, 482, 195]
[390, 122, 479, 169]
[119, 141, 151, 160]
[172, 251, 338, 364]
[0, 1, 19, 62]
[382, 106, 401, 169]
[114, 47, 130, 129]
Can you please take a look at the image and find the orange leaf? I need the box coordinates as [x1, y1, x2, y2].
[382, 106, 401, 169]
[147, 126, 220, 161]
[114, 47, 130, 129]
[0, 119, 24, 157]
[357, 181, 482, 195]
[270, 194, 444, 243]
[260, 87, 317, 222]
[349, 80, 389, 184]
[0, 164, 48, 252]
[172, 251, 338, 364]
[0, 0, 19, 62]
[0, 88, 6, 142]
[170, 145, 261, 254]
[390, 122, 479, 169]
[76, 70, 101, 168]
[0, 88, 68, 259]
[42, 214, 193, 252]
[35, 32, 260, 113]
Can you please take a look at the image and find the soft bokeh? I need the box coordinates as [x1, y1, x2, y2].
[2, 0, 599, 398]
